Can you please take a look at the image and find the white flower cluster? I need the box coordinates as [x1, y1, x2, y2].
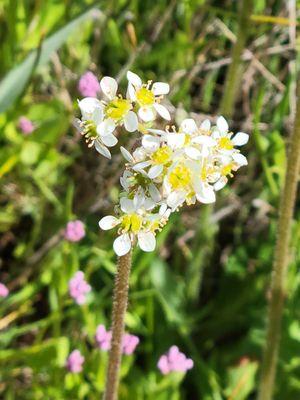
[77, 71, 249, 256]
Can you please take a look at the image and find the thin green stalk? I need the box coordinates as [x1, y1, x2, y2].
[103, 250, 132, 400]
[219, 0, 254, 118]
[257, 79, 300, 400]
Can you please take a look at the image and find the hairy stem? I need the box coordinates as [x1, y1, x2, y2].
[219, 0, 253, 118]
[257, 80, 300, 400]
[103, 250, 132, 400]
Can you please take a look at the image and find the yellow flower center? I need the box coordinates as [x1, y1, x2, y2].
[121, 214, 142, 234]
[105, 98, 131, 120]
[221, 163, 234, 177]
[218, 137, 233, 150]
[136, 87, 155, 106]
[169, 164, 191, 189]
[151, 146, 172, 165]
[184, 134, 191, 145]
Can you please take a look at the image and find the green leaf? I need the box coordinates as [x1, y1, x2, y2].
[0, 8, 98, 113]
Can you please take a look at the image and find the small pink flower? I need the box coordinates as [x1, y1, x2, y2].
[157, 346, 193, 375]
[95, 324, 112, 351]
[64, 220, 85, 242]
[0, 283, 9, 298]
[122, 333, 140, 355]
[18, 117, 35, 134]
[69, 271, 91, 305]
[95, 325, 139, 355]
[66, 349, 84, 373]
[78, 71, 100, 97]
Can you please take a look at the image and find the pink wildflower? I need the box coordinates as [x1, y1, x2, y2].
[66, 350, 84, 373]
[122, 333, 140, 355]
[69, 271, 91, 305]
[95, 324, 112, 351]
[95, 325, 139, 355]
[64, 220, 85, 242]
[78, 71, 100, 97]
[157, 346, 193, 375]
[0, 283, 9, 298]
[18, 117, 35, 134]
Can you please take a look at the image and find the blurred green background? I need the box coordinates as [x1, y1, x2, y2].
[0, 0, 300, 399]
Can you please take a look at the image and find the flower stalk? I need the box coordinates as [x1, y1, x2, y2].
[219, 0, 253, 118]
[103, 250, 132, 400]
[258, 80, 300, 400]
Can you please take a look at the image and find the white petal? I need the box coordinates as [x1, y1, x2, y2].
[132, 161, 151, 172]
[120, 197, 135, 213]
[120, 146, 134, 162]
[137, 232, 156, 252]
[184, 146, 201, 160]
[195, 183, 216, 204]
[142, 135, 160, 152]
[144, 198, 155, 210]
[167, 133, 185, 149]
[99, 216, 119, 230]
[113, 234, 132, 256]
[180, 118, 197, 134]
[200, 119, 211, 131]
[94, 140, 111, 159]
[138, 106, 156, 122]
[100, 76, 118, 99]
[101, 133, 118, 147]
[78, 98, 102, 120]
[152, 82, 170, 95]
[127, 83, 136, 101]
[214, 177, 228, 191]
[192, 136, 216, 146]
[153, 103, 171, 121]
[232, 153, 248, 166]
[148, 164, 163, 179]
[97, 119, 116, 136]
[126, 71, 142, 87]
[149, 183, 161, 202]
[159, 203, 167, 215]
[217, 116, 229, 133]
[232, 132, 249, 146]
[124, 111, 138, 132]
[133, 191, 144, 209]
[167, 191, 186, 210]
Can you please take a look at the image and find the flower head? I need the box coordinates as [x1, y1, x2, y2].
[127, 71, 171, 122]
[0, 282, 9, 298]
[95, 324, 139, 354]
[64, 220, 85, 242]
[66, 350, 85, 373]
[78, 71, 100, 97]
[18, 117, 34, 134]
[157, 346, 193, 375]
[69, 271, 91, 305]
[122, 333, 140, 355]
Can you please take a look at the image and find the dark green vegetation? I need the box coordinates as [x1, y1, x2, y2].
[0, 1, 299, 399]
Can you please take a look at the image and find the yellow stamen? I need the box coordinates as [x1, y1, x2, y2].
[121, 214, 142, 234]
[151, 146, 172, 165]
[136, 87, 155, 106]
[105, 98, 131, 120]
[221, 163, 234, 177]
[218, 137, 233, 150]
[169, 164, 191, 189]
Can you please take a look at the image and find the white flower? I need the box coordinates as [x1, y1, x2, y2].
[99, 76, 138, 133]
[77, 97, 117, 159]
[127, 71, 171, 122]
[99, 193, 163, 256]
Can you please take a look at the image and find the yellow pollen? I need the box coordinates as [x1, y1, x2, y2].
[136, 87, 155, 106]
[184, 134, 191, 145]
[121, 214, 142, 234]
[151, 146, 172, 165]
[218, 137, 233, 150]
[105, 98, 131, 120]
[221, 163, 234, 177]
[169, 164, 191, 189]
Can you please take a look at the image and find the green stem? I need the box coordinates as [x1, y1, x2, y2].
[257, 80, 300, 400]
[219, 0, 254, 118]
[103, 250, 132, 400]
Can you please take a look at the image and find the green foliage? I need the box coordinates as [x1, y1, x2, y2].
[0, 0, 298, 399]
